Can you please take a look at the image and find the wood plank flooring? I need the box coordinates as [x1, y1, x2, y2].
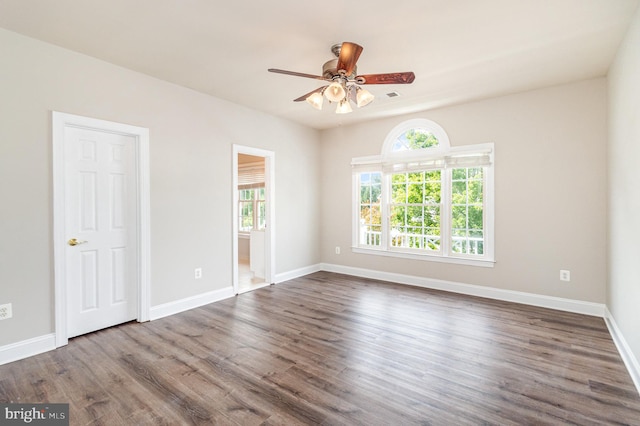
[1, 271, 639, 425]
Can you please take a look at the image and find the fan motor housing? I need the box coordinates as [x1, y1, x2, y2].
[323, 59, 357, 80]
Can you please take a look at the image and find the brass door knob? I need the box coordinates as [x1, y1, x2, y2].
[68, 238, 88, 246]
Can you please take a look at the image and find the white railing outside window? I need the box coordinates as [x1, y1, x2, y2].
[360, 227, 483, 255]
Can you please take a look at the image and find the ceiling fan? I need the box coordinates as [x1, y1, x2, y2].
[268, 42, 415, 114]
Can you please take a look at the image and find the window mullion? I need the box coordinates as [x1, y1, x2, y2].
[381, 173, 390, 250]
[441, 168, 451, 256]
[253, 192, 258, 231]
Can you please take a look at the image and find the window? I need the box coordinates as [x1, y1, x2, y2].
[451, 167, 484, 255]
[239, 187, 265, 232]
[352, 119, 494, 266]
[389, 170, 442, 251]
[358, 172, 382, 246]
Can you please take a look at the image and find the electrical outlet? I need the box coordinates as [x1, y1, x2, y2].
[0, 303, 12, 320]
[560, 270, 571, 282]
[335, 246, 341, 255]
[194, 268, 202, 279]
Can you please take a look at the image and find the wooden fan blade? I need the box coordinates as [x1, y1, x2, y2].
[336, 42, 363, 76]
[293, 86, 327, 102]
[357, 72, 416, 84]
[268, 68, 326, 80]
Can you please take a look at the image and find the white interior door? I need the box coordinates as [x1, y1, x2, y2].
[64, 126, 138, 338]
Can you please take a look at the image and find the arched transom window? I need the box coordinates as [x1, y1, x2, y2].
[384, 118, 449, 153]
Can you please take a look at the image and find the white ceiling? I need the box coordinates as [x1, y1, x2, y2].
[0, 0, 637, 130]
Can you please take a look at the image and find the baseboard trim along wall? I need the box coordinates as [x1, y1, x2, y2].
[319, 263, 606, 317]
[274, 264, 323, 284]
[149, 286, 235, 321]
[604, 308, 640, 395]
[0, 333, 56, 366]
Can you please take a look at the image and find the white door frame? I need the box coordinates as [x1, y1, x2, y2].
[232, 145, 275, 293]
[52, 111, 151, 347]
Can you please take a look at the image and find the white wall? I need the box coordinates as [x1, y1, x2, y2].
[0, 28, 320, 346]
[608, 5, 640, 368]
[320, 78, 608, 303]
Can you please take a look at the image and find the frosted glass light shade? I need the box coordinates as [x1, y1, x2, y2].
[356, 87, 374, 108]
[335, 99, 353, 114]
[325, 81, 346, 102]
[306, 92, 324, 110]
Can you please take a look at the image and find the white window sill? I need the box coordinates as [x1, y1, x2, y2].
[351, 246, 495, 268]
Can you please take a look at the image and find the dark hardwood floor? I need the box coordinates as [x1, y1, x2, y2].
[2, 271, 640, 425]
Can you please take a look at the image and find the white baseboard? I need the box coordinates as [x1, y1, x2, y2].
[275, 263, 322, 284]
[0, 333, 56, 366]
[149, 286, 235, 320]
[604, 308, 640, 395]
[319, 263, 606, 317]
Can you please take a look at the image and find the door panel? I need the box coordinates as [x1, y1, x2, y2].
[80, 250, 98, 310]
[65, 127, 137, 338]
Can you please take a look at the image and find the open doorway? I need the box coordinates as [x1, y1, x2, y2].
[232, 145, 275, 294]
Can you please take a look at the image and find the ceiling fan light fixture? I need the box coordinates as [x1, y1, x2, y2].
[325, 80, 346, 103]
[306, 92, 324, 110]
[356, 87, 374, 108]
[268, 42, 415, 116]
[335, 99, 353, 114]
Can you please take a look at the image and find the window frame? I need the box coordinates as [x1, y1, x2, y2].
[238, 186, 266, 234]
[351, 119, 495, 267]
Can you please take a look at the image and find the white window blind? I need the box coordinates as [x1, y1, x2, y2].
[238, 162, 265, 190]
[352, 145, 493, 173]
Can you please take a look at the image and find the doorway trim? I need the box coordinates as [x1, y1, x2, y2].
[52, 111, 151, 348]
[232, 145, 275, 294]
